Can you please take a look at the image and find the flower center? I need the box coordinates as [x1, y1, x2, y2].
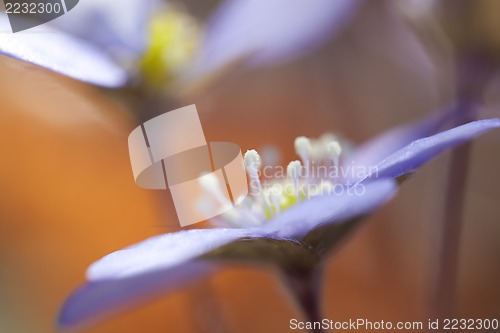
[199, 133, 348, 227]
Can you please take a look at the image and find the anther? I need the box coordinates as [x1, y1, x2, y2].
[287, 160, 302, 202]
[244, 149, 262, 171]
[327, 141, 342, 170]
[244, 149, 263, 195]
[294, 136, 312, 165]
[244, 149, 272, 213]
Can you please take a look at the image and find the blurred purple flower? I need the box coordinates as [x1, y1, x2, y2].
[183, 0, 434, 93]
[58, 114, 500, 329]
[0, 0, 158, 87]
[190, 0, 362, 76]
[51, 0, 156, 61]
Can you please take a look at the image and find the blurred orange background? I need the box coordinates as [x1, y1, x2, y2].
[1, 1, 500, 332]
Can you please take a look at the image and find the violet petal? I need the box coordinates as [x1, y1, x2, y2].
[59, 228, 256, 328]
[0, 14, 127, 87]
[262, 179, 397, 239]
[191, 0, 362, 78]
[51, 0, 157, 58]
[360, 118, 500, 182]
[345, 106, 459, 174]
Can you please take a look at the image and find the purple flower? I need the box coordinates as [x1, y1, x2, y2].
[51, 0, 156, 61]
[0, 0, 157, 87]
[58, 114, 500, 329]
[189, 0, 362, 77]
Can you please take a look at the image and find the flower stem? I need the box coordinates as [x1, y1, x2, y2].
[282, 267, 325, 333]
[433, 52, 491, 318]
[433, 139, 472, 318]
[191, 279, 230, 333]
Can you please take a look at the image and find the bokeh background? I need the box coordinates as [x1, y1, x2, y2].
[1, 0, 500, 332]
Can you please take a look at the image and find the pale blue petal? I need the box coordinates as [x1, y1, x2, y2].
[87, 228, 257, 280]
[59, 228, 257, 328]
[345, 105, 460, 173]
[0, 14, 127, 87]
[59, 262, 213, 329]
[191, 0, 362, 78]
[262, 179, 397, 239]
[359, 118, 500, 182]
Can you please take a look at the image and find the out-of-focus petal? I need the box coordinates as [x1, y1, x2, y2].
[189, 0, 362, 80]
[59, 228, 256, 328]
[359, 118, 500, 182]
[0, 14, 127, 87]
[262, 179, 397, 239]
[87, 228, 257, 280]
[345, 106, 459, 173]
[59, 262, 213, 329]
[51, 0, 158, 60]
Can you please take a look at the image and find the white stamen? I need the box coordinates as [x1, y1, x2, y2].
[327, 141, 342, 170]
[320, 133, 338, 145]
[268, 184, 283, 215]
[198, 173, 232, 207]
[199, 172, 220, 190]
[235, 194, 246, 205]
[244, 149, 273, 214]
[222, 196, 263, 227]
[244, 149, 262, 170]
[294, 136, 312, 164]
[287, 160, 302, 202]
[311, 133, 338, 162]
[287, 160, 301, 179]
[208, 136, 346, 227]
[295, 136, 313, 185]
[218, 208, 241, 225]
[244, 149, 263, 195]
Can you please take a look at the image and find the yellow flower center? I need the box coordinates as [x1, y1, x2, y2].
[140, 5, 200, 87]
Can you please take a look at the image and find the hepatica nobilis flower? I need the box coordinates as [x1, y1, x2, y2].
[59, 113, 500, 329]
[0, 0, 158, 87]
[186, 0, 362, 80]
